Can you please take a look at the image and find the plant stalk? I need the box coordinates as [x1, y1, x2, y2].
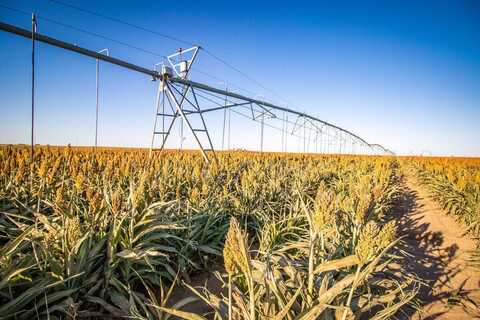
[341, 264, 361, 320]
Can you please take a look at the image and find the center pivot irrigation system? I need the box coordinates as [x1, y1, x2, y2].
[0, 16, 394, 163]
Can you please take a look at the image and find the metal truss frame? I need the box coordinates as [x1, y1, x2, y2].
[0, 20, 395, 161]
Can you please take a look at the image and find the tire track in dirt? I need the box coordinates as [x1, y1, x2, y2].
[393, 173, 480, 319]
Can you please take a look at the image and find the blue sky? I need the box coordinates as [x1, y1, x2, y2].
[1, 0, 479, 156]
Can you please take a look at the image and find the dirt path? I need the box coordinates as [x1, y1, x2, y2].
[393, 173, 480, 319]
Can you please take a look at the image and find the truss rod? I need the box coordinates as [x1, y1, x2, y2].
[171, 78, 370, 146]
[0, 21, 161, 79]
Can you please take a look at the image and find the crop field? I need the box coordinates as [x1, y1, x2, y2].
[2, 0, 480, 318]
[0, 145, 428, 319]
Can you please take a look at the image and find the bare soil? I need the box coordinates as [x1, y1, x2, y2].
[393, 173, 480, 319]
[168, 262, 225, 315]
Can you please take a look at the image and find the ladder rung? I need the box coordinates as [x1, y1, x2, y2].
[154, 131, 168, 135]
[204, 149, 214, 152]
[193, 129, 207, 132]
[157, 113, 175, 117]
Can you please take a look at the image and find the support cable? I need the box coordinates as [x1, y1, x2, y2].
[45, 1, 302, 109]
[48, 0, 195, 47]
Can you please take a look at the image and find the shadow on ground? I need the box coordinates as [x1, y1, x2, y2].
[389, 178, 478, 319]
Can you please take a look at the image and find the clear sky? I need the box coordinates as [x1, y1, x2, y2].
[1, 0, 479, 156]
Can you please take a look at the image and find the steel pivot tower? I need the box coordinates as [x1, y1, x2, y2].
[149, 46, 216, 163]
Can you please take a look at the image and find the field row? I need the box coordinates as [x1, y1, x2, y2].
[407, 157, 480, 270]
